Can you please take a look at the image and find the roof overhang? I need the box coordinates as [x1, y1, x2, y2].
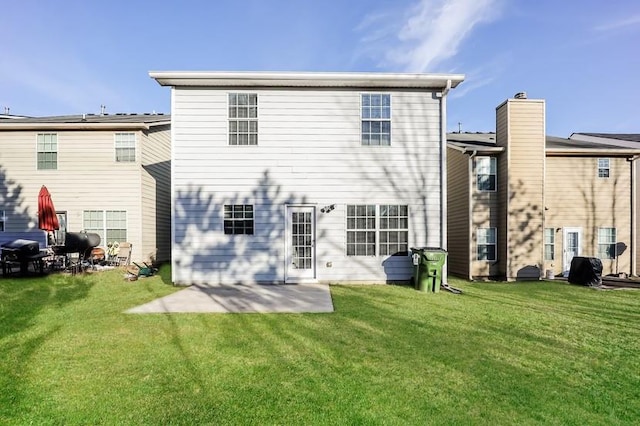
[546, 148, 640, 156]
[0, 121, 171, 131]
[149, 71, 465, 90]
[447, 143, 504, 154]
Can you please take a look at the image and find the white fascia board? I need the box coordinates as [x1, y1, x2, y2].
[0, 122, 157, 131]
[546, 148, 640, 156]
[149, 71, 465, 90]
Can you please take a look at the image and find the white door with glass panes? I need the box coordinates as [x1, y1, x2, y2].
[285, 206, 316, 282]
[563, 228, 581, 276]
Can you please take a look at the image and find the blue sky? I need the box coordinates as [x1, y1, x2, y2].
[1, 0, 638, 136]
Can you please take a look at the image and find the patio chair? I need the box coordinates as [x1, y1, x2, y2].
[114, 242, 132, 267]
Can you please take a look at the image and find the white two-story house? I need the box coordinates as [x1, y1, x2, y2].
[151, 71, 464, 285]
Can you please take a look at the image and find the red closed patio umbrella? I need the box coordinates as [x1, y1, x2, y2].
[38, 185, 60, 233]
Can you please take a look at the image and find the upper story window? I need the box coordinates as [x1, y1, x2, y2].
[228, 93, 258, 146]
[37, 133, 58, 170]
[224, 204, 254, 235]
[0, 210, 5, 231]
[476, 157, 497, 191]
[598, 227, 616, 259]
[361, 94, 391, 146]
[115, 133, 136, 162]
[598, 158, 610, 178]
[477, 227, 496, 261]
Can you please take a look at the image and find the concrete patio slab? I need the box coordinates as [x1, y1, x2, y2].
[126, 283, 334, 314]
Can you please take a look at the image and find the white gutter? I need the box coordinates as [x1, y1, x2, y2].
[150, 71, 465, 90]
[546, 148, 640, 156]
[438, 79, 452, 283]
[0, 121, 170, 131]
[629, 155, 640, 276]
[468, 150, 477, 281]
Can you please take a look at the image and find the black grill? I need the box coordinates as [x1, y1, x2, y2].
[1, 239, 46, 275]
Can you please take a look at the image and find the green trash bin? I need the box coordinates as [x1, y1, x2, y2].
[411, 247, 447, 292]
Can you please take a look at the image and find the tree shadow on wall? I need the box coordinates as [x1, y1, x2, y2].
[173, 170, 305, 285]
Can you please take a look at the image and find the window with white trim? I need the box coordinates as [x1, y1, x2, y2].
[37, 133, 58, 170]
[347, 204, 409, 256]
[0, 210, 5, 231]
[598, 227, 616, 259]
[223, 205, 254, 235]
[476, 157, 497, 191]
[361, 94, 391, 146]
[379, 205, 409, 255]
[544, 228, 555, 261]
[115, 132, 136, 162]
[347, 205, 376, 255]
[83, 210, 127, 245]
[477, 228, 496, 261]
[228, 93, 258, 145]
[598, 158, 610, 178]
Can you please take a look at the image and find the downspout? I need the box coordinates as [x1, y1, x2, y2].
[467, 149, 478, 281]
[628, 155, 640, 276]
[439, 79, 452, 283]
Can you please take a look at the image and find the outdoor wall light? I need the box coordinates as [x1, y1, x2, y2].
[321, 204, 335, 213]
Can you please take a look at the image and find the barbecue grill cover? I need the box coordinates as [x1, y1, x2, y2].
[568, 257, 603, 287]
[1, 239, 40, 255]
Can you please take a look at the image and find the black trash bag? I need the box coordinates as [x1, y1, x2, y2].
[568, 257, 603, 287]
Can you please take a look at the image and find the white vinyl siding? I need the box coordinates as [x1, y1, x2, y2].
[171, 88, 443, 284]
[37, 133, 58, 170]
[115, 132, 136, 162]
[598, 227, 616, 259]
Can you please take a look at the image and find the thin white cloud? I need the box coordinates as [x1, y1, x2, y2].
[594, 15, 640, 32]
[358, 0, 503, 72]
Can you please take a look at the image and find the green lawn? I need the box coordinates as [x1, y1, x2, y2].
[1, 268, 639, 425]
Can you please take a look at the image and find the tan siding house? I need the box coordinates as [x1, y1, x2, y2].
[0, 115, 171, 263]
[448, 96, 640, 280]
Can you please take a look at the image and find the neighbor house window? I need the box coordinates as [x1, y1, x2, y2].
[476, 157, 497, 191]
[361, 94, 391, 146]
[598, 227, 616, 259]
[228, 93, 258, 145]
[37, 133, 58, 170]
[544, 228, 555, 261]
[106, 211, 127, 242]
[224, 205, 254, 235]
[115, 132, 136, 162]
[0, 210, 5, 232]
[477, 228, 496, 261]
[83, 210, 127, 245]
[379, 205, 409, 255]
[598, 158, 610, 178]
[346, 205, 376, 255]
